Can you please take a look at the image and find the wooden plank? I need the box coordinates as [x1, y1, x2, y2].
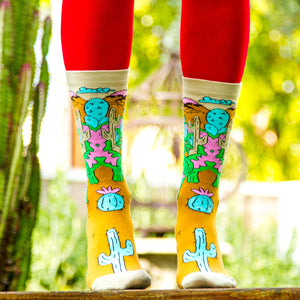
[0, 288, 299, 300]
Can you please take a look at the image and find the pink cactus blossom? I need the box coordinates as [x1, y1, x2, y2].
[191, 188, 214, 197]
[97, 187, 120, 195]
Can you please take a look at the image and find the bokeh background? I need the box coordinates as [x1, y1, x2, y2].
[19, 0, 300, 290]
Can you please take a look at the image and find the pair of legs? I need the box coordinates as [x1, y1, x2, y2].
[61, 0, 250, 290]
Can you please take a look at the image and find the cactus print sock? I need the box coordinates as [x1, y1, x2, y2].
[176, 77, 241, 289]
[66, 70, 151, 290]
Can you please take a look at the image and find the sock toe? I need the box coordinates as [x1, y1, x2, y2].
[181, 272, 237, 289]
[92, 270, 151, 290]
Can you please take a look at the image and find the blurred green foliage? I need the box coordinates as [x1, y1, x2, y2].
[130, 0, 180, 86]
[220, 199, 300, 287]
[129, 0, 300, 181]
[238, 0, 300, 181]
[26, 173, 87, 291]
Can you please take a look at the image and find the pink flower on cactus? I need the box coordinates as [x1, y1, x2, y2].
[97, 187, 120, 195]
[191, 188, 214, 197]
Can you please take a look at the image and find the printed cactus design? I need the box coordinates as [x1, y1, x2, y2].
[102, 107, 121, 153]
[71, 91, 126, 183]
[98, 229, 134, 273]
[96, 187, 124, 211]
[205, 108, 230, 136]
[219, 120, 233, 149]
[183, 132, 225, 186]
[75, 109, 91, 152]
[186, 116, 208, 155]
[182, 98, 234, 187]
[188, 188, 214, 213]
[84, 98, 109, 128]
[183, 228, 217, 272]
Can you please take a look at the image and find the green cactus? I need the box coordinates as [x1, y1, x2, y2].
[0, 0, 51, 291]
[101, 107, 122, 153]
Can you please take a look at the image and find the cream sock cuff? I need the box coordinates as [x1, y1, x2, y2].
[183, 77, 241, 105]
[66, 70, 129, 100]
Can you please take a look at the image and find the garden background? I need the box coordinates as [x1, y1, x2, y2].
[1, 0, 300, 291]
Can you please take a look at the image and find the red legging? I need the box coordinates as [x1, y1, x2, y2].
[61, 0, 250, 83]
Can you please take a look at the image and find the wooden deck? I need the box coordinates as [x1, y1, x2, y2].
[0, 288, 299, 300]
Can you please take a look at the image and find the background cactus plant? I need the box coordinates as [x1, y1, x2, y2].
[0, 0, 51, 290]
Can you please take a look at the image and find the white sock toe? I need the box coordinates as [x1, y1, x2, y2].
[181, 272, 237, 289]
[92, 270, 151, 290]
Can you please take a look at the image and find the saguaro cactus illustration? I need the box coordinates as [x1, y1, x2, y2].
[183, 228, 217, 272]
[75, 108, 91, 153]
[187, 116, 208, 155]
[219, 120, 233, 149]
[98, 229, 134, 273]
[102, 108, 122, 153]
[0, 0, 51, 290]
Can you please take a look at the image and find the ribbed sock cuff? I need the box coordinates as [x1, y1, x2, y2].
[183, 77, 241, 105]
[66, 70, 129, 99]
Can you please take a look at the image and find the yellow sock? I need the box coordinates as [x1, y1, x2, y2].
[176, 77, 241, 289]
[67, 70, 151, 290]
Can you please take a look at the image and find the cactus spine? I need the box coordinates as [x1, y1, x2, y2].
[0, 0, 51, 290]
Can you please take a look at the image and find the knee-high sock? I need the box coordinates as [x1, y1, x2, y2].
[176, 0, 250, 289]
[61, 0, 151, 290]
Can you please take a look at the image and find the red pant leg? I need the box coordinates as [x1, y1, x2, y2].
[180, 0, 250, 83]
[61, 0, 134, 71]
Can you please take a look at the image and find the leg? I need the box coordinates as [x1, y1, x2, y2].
[61, 0, 151, 290]
[176, 0, 250, 288]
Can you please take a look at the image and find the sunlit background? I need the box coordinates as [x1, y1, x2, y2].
[23, 0, 300, 290]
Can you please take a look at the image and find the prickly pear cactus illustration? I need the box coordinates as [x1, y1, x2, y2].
[182, 97, 235, 187]
[84, 98, 109, 128]
[97, 187, 124, 211]
[205, 109, 229, 136]
[187, 188, 214, 213]
[98, 229, 134, 273]
[183, 228, 217, 272]
[71, 89, 126, 184]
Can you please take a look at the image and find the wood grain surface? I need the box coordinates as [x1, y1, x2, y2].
[0, 288, 299, 300]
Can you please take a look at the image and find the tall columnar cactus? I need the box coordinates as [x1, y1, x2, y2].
[98, 229, 134, 273]
[102, 108, 121, 153]
[187, 116, 208, 155]
[0, 0, 51, 291]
